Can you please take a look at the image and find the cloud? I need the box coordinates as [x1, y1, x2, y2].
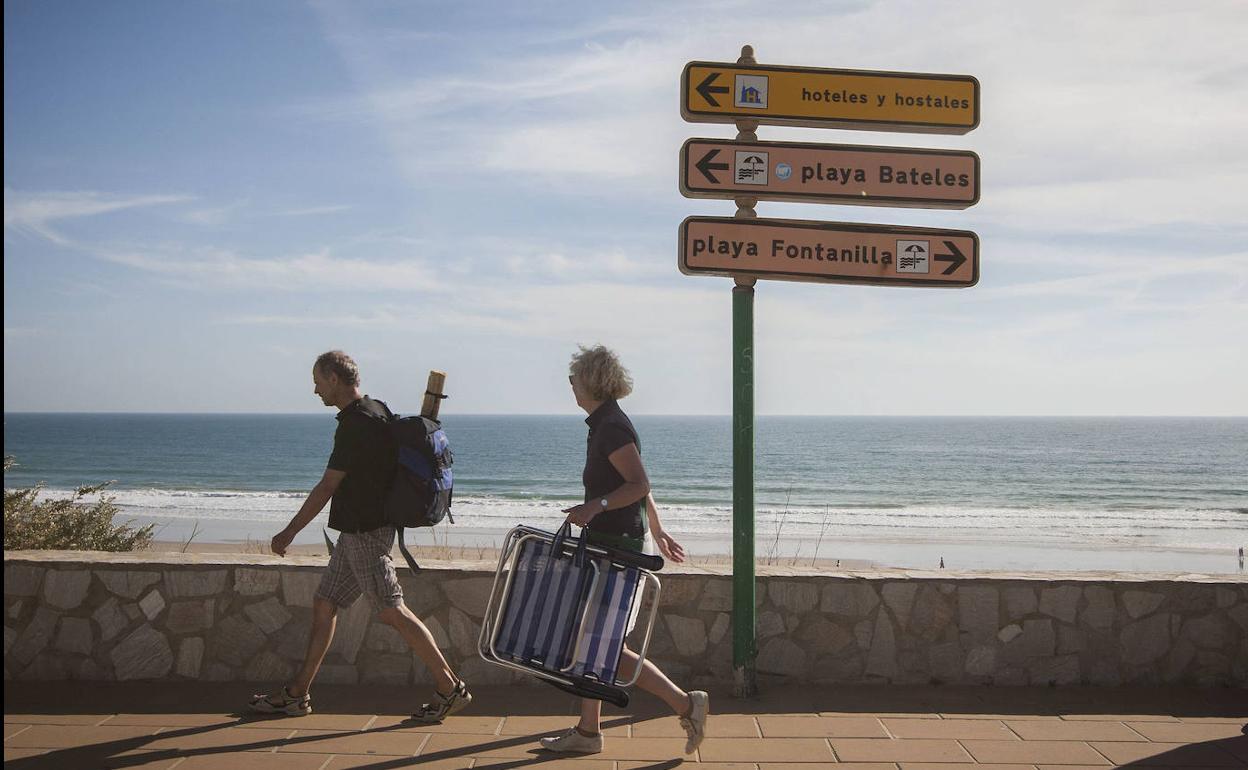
[980, 249, 1248, 297]
[4, 188, 352, 243]
[4, 189, 192, 245]
[102, 247, 441, 292]
[177, 201, 351, 226]
[177, 199, 251, 226]
[3, 326, 47, 340]
[269, 204, 353, 218]
[979, 173, 1248, 234]
[100, 228, 675, 293]
[499, 245, 671, 282]
[220, 277, 726, 349]
[300, 0, 1248, 235]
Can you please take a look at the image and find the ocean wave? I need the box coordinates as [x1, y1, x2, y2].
[18, 487, 1244, 551]
[126, 488, 307, 499]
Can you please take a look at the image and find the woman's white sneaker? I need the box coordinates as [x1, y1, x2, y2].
[680, 690, 709, 754]
[539, 726, 603, 754]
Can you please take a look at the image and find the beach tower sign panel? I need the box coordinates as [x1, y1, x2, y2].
[680, 217, 979, 288]
[680, 138, 980, 209]
[681, 62, 979, 134]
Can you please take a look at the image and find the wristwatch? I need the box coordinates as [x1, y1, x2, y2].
[599, 498, 610, 510]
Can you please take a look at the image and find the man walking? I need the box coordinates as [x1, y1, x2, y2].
[249, 350, 471, 721]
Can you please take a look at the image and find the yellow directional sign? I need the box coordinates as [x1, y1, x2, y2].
[681, 62, 979, 134]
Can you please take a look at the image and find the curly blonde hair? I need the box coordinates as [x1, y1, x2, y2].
[569, 345, 633, 401]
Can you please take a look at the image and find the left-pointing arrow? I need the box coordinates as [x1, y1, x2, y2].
[696, 72, 730, 107]
[695, 149, 731, 184]
[934, 240, 967, 275]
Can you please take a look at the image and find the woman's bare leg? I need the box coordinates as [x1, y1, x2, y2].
[570, 646, 693, 737]
[615, 646, 692, 716]
[576, 697, 602, 733]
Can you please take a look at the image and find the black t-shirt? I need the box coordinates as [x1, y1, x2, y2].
[582, 399, 645, 539]
[327, 396, 396, 533]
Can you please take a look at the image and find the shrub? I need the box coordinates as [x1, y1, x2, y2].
[3, 456, 154, 551]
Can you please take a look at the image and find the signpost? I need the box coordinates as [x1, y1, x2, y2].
[682, 61, 979, 133]
[680, 217, 979, 287]
[678, 46, 981, 698]
[680, 139, 980, 209]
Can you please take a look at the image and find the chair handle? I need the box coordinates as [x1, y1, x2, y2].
[551, 519, 589, 569]
[551, 520, 572, 556]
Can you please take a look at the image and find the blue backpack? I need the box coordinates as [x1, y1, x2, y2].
[384, 414, 454, 573]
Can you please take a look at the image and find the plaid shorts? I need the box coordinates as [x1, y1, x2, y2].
[315, 526, 404, 609]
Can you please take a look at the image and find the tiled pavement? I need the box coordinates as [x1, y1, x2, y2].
[3, 682, 1246, 769]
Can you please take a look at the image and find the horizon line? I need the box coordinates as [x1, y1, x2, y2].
[4, 411, 1247, 419]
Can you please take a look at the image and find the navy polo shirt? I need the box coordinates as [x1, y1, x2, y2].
[582, 399, 645, 539]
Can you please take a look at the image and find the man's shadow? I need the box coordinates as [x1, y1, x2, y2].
[4, 713, 687, 769]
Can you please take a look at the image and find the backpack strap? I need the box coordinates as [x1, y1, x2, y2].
[396, 525, 421, 573]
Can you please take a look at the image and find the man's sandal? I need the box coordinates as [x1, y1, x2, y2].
[411, 678, 472, 723]
[248, 686, 312, 716]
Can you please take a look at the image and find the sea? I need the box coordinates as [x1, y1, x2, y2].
[3, 414, 1246, 573]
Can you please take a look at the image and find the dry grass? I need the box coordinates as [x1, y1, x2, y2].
[241, 536, 271, 555]
[3, 456, 154, 552]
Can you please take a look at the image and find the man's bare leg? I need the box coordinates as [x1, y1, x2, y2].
[378, 603, 456, 693]
[287, 596, 338, 697]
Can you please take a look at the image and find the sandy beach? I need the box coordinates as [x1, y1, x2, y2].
[147, 537, 878, 571]
[141, 519, 1244, 576]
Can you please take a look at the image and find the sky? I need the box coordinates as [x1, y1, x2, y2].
[4, 0, 1247, 416]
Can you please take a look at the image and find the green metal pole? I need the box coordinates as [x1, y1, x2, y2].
[732, 280, 757, 697]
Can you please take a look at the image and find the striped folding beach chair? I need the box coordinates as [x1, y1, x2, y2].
[479, 523, 662, 707]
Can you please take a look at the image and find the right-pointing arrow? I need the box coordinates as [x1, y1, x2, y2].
[695, 72, 730, 107]
[695, 148, 731, 184]
[934, 240, 966, 275]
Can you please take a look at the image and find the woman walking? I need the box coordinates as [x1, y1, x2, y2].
[539, 345, 708, 756]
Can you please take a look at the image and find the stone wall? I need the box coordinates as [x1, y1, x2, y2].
[4, 552, 1246, 688]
